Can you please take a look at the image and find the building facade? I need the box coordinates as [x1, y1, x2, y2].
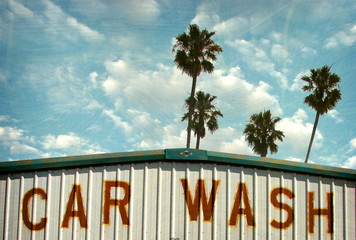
[1, 149, 355, 239]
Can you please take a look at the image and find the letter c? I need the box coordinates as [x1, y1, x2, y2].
[22, 188, 47, 231]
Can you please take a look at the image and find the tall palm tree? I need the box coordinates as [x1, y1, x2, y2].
[243, 110, 284, 158]
[173, 24, 222, 148]
[182, 91, 223, 149]
[301, 65, 341, 163]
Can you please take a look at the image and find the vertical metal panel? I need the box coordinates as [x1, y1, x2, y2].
[0, 176, 6, 238]
[345, 181, 356, 239]
[0, 161, 355, 239]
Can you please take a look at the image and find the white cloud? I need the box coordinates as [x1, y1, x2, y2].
[228, 39, 267, 59]
[212, 16, 249, 37]
[157, 125, 252, 156]
[102, 76, 122, 98]
[127, 0, 160, 22]
[131, 113, 166, 149]
[10, 143, 41, 156]
[102, 108, 186, 150]
[101, 60, 282, 142]
[42, 0, 104, 42]
[85, 100, 103, 110]
[99, 0, 160, 23]
[0, 126, 43, 157]
[226, 39, 288, 88]
[301, 46, 317, 56]
[66, 17, 104, 42]
[0, 115, 18, 123]
[277, 109, 323, 153]
[26, 64, 101, 112]
[350, 138, 356, 150]
[324, 38, 338, 48]
[102, 108, 183, 150]
[121, 115, 253, 156]
[326, 109, 343, 123]
[270, 32, 282, 42]
[128, 116, 251, 156]
[102, 109, 132, 134]
[160, 124, 186, 149]
[89, 72, 99, 88]
[325, 23, 356, 48]
[343, 156, 356, 169]
[200, 66, 283, 117]
[42, 133, 81, 149]
[191, 3, 221, 29]
[202, 128, 253, 155]
[104, 59, 130, 76]
[271, 44, 288, 60]
[42, 132, 104, 155]
[290, 69, 310, 91]
[102, 59, 191, 114]
[0, 124, 103, 160]
[8, 0, 35, 19]
[286, 157, 303, 162]
[293, 108, 308, 122]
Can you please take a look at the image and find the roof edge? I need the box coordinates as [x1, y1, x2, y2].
[1, 148, 355, 180]
[0, 149, 165, 174]
[206, 150, 356, 180]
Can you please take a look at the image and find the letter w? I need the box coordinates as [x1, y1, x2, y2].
[180, 179, 220, 222]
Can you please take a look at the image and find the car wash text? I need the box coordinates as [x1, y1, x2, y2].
[22, 178, 333, 234]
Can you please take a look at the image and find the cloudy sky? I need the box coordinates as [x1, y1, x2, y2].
[1, 0, 356, 169]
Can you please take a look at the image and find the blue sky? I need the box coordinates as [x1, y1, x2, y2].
[1, 0, 356, 169]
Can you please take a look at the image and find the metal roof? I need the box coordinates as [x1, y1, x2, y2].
[1, 148, 355, 180]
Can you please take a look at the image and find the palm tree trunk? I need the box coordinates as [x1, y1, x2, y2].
[305, 111, 320, 163]
[186, 75, 197, 148]
[196, 135, 200, 149]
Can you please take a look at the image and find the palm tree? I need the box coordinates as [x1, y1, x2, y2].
[182, 91, 223, 149]
[243, 110, 284, 158]
[173, 24, 222, 148]
[301, 65, 341, 163]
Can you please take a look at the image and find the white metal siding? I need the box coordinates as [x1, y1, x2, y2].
[1, 161, 355, 239]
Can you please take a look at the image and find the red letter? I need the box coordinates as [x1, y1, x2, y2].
[308, 191, 333, 234]
[61, 184, 87, 228]
[270, 187, 295, 229]
[180, 179, 220, 221]
[228, 182, 255, 226]
[103, 181, 130, 225]
[22, 188, 47, 231]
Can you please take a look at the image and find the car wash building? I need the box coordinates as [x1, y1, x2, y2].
[1, 149, 355, 239]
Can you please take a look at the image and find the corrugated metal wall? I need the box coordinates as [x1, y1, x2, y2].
[1, 161, 355, 239]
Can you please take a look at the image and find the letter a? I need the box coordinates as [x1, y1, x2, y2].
[228, 182, 255, 226]
[61, 184, 87, 228]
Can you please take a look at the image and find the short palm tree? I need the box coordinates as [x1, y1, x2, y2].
[173, 24, 222, 148]
[244, 110, 284, 158]
[182, 91, 223, 149]
[301, 65, 341, 163]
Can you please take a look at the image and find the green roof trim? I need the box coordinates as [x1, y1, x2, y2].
[0, 150, 165, 174]
[0, 148, 355, 180]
